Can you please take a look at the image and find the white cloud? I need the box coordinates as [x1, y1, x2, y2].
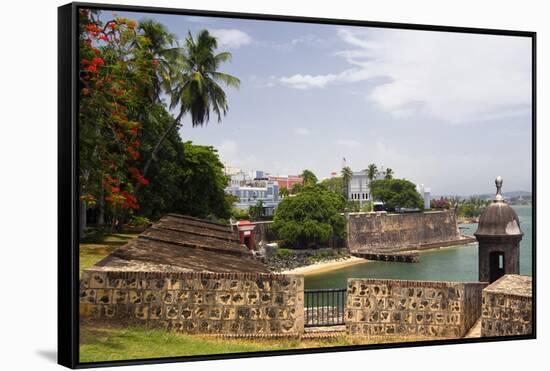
[210, 29, 252, 49]
[278, 28, 531, 123]
[293, 127, 310, 136]
[279, 69, 370, 89]
[336, 139, 361, 148]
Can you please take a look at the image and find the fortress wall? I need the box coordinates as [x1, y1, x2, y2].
[80, 270, 304, 337]
[345, 278, 487, 338]
[347, 211, 462, 252]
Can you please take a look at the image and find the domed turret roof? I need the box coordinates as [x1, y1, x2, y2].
[475, 176, 523, 237]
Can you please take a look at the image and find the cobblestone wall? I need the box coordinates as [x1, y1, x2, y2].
[481, 275, 532, 337]
[347, 211, 465, 252]
[80, 270, 304, 337]
[345, 279, 487, 338]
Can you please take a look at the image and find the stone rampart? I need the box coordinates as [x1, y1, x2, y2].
[80, 270, 304, 337]
[345, 278, 487, 338]
[481, 275, 532, 337]
[347, 210, 472, 252]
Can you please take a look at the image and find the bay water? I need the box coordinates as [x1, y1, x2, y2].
[305, 205, 533, 289]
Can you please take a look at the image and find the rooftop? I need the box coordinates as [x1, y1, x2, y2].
[92, 214, 271, 274]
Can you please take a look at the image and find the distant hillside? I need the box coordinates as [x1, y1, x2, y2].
[472, 191, 532, 200]
[433, 191, 532, 200]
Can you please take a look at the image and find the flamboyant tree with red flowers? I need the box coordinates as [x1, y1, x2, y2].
[78, 10, 239, 238]
[78, 9, 154, 233]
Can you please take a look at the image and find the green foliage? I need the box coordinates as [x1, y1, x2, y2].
[273, 189, 346, 248]
[319, 176, 344, 196]
[279, 187, 290, 199]
[275, 248, 293, 258]
[78, 12, 238, 230]
[308, 250, 332, 263]
[248, 200, 265, 221]
[127, 215, 152, 228]
[300, 169, 318, 186]
[370, 178, 423, 211]
[230, 208, 250, 220]
[137, 140, 232, 220]
[291, 182, 303, 194]
[457, 197, 490, 217]
[366, 164, 378, 182]
[340, 166, 353, 198]
[345, 200, 361, 212]
[360, 201, 373, 212]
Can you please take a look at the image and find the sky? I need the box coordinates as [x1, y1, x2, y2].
[102, 10, 532, 196]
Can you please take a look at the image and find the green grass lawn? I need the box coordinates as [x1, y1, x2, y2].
[79, 321, 353, 363]
[79, 230, 140, 276]
[79, 321, 428, 363]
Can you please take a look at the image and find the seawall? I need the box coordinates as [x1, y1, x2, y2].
[347, 210, 474, 253]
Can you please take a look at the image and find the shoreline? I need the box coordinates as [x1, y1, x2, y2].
[280, 256, 368, 276]
[280, 237, 478, 276]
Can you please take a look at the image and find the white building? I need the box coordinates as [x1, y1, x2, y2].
[225, 170, 280, 216]
[416, 184, 432, 209]
[348, 170, 385, 205]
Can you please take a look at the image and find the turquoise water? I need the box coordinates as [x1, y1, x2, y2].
[305, 205, 533, 289]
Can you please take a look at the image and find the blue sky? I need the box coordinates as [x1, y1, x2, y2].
[102, 10, 532, 196]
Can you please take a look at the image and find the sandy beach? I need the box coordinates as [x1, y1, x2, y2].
[281, 256, 368, 276]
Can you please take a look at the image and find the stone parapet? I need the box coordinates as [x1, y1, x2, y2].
[481, 274, 532, 337]
[80, 270, 304, 337]
[345, 278, 487, 338]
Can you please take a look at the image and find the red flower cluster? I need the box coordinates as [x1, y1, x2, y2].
[129, 167, 150, 186]
[121, 191, 139, 209]
[85, 23, 101, 35]
[81, 57, 104, 73]
[127, 145, 140, 160]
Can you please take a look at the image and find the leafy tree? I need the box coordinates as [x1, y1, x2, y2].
[319, 176, 344, 196]
[370, 178, 423, 211]
[249, 200, 265, 221]
[300, 169, 318, 186]
[291, 182, 304, 194]
[431, 197, 451, 209]
[279, 187, 290, 199]
[273, 189, 346, 248]
[384, 168, 394, 179]
[78, 11, 152, 234]
[340, 166, 353, 199]
[231, 208, 250, 220]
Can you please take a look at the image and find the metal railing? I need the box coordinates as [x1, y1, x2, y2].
[304, 288, 346, 327]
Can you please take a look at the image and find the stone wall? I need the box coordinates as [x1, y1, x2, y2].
[80, 270, 304, 337]
[347, 211, 470, 252]
[481, 275, 532, 337]
[345, 278, 487, 338]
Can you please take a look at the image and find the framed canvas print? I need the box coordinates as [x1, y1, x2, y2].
[58, 2, 536, 368]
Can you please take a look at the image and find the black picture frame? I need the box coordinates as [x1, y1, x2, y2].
[58, 2, 537, 368]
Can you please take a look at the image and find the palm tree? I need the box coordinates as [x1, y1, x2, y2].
[341, 166, 353, 200]
[384, 168, 394, 180]
[136, 19, 179, 103]
[139, 29, 240, 185]
[300, 169, 318, 187]
[366, 163, 378, 207]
